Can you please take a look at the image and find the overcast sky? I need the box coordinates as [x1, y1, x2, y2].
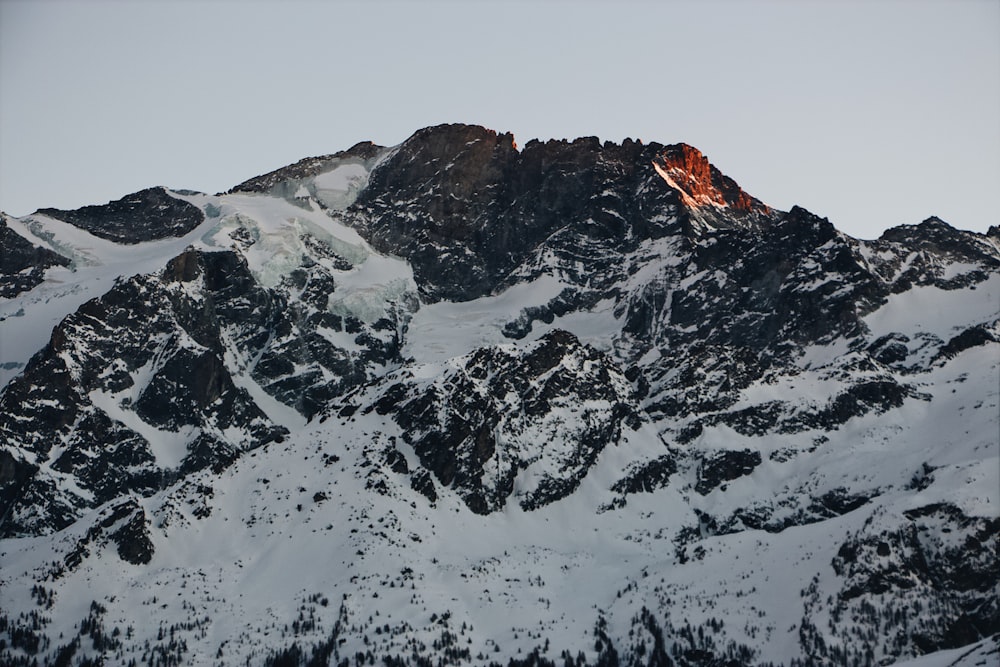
[1, 0, 997, 239]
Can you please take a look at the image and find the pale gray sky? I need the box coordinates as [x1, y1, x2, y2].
[1, 0, 997, 239]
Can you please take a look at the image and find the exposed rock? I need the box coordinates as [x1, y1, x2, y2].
[935, 324, 997, 361]
[667, 207, 883, 353]
[111, 504, 155, 565]
[359, 329, 643, 514]
[870, 217, 1000, 292]
[0, 215, 71, 297]
[822, 503, 1000, 659]
[350, 123, 780, 302]
[652, 143, 772, 226]
[609, 455, 677, 498]
[694, 448, 762, 495]
[228, 141, 384, 195]
[38, 187, 204, 244]
[0, 249, 286, 536]
[868, 333, 911, 366]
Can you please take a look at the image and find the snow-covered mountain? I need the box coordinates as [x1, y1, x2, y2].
[0, 123, 997, 667]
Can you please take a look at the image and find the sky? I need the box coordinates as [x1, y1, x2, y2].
[1, 0, 997, 240]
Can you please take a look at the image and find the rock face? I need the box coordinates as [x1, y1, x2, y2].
[0, 214, 70, 297]
[350, 123, 777, 302]
[0, 249, 286, 536]
[820, 504, 1000, 663]
[694, 448, 762, 495]
[653, 143, 769, 217]
[0, 124, 997, 667]
[37, 186, 204, 243]
[0, 239, 416, 535]
[359, 329, 646, 514]
[872, 216, 1000, 292]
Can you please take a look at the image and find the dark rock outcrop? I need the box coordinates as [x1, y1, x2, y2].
[1, 123, 999, 667]
[361, 329, 644, 514]
[871, 217, 1000, 292]
[38, 187, 204, 244]
[694, 449, 762, 495]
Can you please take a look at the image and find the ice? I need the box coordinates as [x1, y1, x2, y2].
[311, 162, 370, 210]
[325, 252, 417, 325]
[403, 275, 569, 363]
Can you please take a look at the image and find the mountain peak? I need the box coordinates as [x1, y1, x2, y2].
[653, 143, 770, 216]
[406, 122, 515, 147]
[228, 140, 385, 195]
[351, 125, 782, 300]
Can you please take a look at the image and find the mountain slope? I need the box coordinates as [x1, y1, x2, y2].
[0, 123, 997, 667]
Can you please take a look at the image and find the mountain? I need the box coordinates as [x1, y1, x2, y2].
[0, 123, 997, 667]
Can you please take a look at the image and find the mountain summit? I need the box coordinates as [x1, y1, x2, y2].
[1, 124, 997, 667]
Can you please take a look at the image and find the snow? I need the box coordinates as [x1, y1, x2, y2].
[942, 260, 983, 280]
[652, 161, 720, 210]
[3, 327, 998, 665]
[863, 273, 1000, 341]
[0, 201, 224, 388]
[2, 173, 998, 666]
[88, 389, 194, 469]
[403, 275, 569, 363]
[222, 338, 307, 431]
[890, 638, 1000, 667]
[183, 191, 420, 323]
